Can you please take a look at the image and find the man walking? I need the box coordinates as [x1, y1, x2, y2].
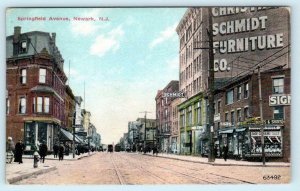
[39, 141, 48, 163]
[223, 143, 229, 161]
[14, 140, 25, 164]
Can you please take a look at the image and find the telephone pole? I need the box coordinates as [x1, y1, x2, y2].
[258, 66, 266, 165]
[140, 111, 151, 153]
[207, 7, 215, 162]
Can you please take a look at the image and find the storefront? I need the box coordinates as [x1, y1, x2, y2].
[245, 125, 283, 158]
[24, 120, 60, 153]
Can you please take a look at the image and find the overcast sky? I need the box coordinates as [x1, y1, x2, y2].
[6, 8, 186, 144]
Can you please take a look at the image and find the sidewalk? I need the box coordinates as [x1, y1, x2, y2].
[145, 153, 290, 167]
[6, 152, 96, 184]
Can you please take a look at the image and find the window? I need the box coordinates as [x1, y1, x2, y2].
[37, 97, 43, 112]
[226, 89, 234, 104]
[217, 100, 221, 113]
[20, 41, 27, 53]
[44, 97, 50, 113]
[274, 106, 284, 120]
[231, 111, 235, 125]
[197, 102, 201, 124]
[237, 109, 242, 122]
[244, 107, 249, 119]
[244, 83, 249, 98]
[20, 69, 27, 84]
[273, 78, 284, 94]
[6, 99, 10, 115]
[180, 110, 185, 127]
[19, 97, 26, 114]
[225, 112, 229, 122]
[187, 106, 192, 125]
[237, 86, 242, 100]
[33, 97, 36, 113]
[39, 68, 46, 83]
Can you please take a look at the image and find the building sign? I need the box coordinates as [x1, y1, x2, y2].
[265, 119, 284, 125]
[220, 122, 232, 127]
[191, 126, 204, 131]
[214, 113, 220, 122]
[212, 7, 289, 78]
[248, 126, 282, 157]
[269, 94, 291, 106]
[163, 92, 185, 98]
[250, 131, 281, 136]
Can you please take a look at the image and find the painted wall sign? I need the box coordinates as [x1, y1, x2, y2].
[269, 94, 291, 106]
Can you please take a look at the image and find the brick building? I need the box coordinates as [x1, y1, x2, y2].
[65, 85, 75, 132]
[214, 68, 290, 162]
[155, 80, 179, 153]
[6, 26, 67, 151]
[170, 98, 180, 153]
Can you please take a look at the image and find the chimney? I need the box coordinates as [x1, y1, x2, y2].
[51, 33, 56, 44]
[13, 26, 21, 43]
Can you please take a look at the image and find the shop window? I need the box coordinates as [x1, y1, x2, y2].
[244, 83, 249, 98]
[39, 68, 46, 83]
[273, 78, 284, 94]
[19, 97, 26, 114]
[20, 68, 27, 84]
[226, 89, 234, 104]
[274, 106, 284, 120]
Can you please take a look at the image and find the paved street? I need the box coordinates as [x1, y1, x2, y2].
[11, 152, 290, 184]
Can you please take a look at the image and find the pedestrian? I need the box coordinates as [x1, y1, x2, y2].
[53, 143, 59, 158]
[214, 145, 218, 158]
[14, 140, 25, 164]
[223, 143, 229, 161]
[58, 144, 65, 161]
[39, 141, 48, 163]
[6, 137, 15, 163]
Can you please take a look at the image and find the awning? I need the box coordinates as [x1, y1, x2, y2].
[235, 128, 246, 132]
[60, 128, 74, 142]
[75, 135, 84, 144]
[219, 129, 234, 134]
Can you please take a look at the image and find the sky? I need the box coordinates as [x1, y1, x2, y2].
[6, 8, 186, 144]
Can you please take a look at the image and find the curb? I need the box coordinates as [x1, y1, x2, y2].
[7, 166, 57, 184]
[146, 154, 290, 167]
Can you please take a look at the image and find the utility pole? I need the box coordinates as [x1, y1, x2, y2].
[258, 66, 266, 165]
[72, 111, 76, 158]
[207, 7, 215, 162]
[140, 111, 151, 153]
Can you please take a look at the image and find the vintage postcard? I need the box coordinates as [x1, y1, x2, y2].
[5, 7, 291, 185]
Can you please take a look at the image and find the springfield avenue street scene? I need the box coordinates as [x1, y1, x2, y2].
[5, 7, 291, 185]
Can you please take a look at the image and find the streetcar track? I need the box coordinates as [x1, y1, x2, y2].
[110, 154, 126, 185]
[148, 156, 255, 184]
[129, 154, 255, 184]
[144, 155, 254, 184]
[116, 154, 168, 184]
[123, 154, 216, 184]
